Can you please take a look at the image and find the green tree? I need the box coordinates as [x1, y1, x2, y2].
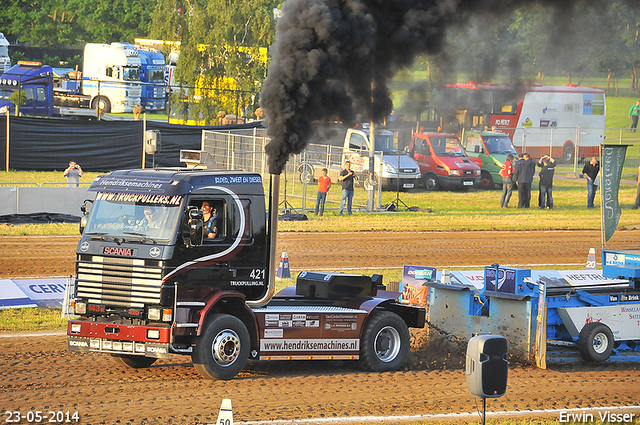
[151, 0, 281, 123]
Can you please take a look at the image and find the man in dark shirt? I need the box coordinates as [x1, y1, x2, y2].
[512, 153, 536, 208]
[582, 157, 600, 208]
[537, 155, 556, 209]
[338, 160, 357, 215]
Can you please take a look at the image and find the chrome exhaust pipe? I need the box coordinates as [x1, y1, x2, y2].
[247, 173, 279, 308]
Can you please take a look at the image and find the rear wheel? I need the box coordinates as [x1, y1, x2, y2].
[562, 143, 575, 163]
[111, 354, 157, 368]
[578, 322, 614, 362]
[360, 311, 410, 372]
[192, 314, 250, 380]
[479, 171, 494, 190]
[363, 173, 379, 191]
[92, 96, 112, 114]
[423, 174, 440, 191]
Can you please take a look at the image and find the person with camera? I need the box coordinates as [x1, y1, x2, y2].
[338, 160, 357, 216]
[63, 161, 84, 187]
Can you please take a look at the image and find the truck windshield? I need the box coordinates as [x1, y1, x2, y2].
[122, 67, 141, 81]
[0, 88, 15, 99]
[148, 68, 165, 83]
[83, 194, 183, 242]
[374, 135, 398, 154]
[484, 136, 517, 155]
[431, 137, 465, 156]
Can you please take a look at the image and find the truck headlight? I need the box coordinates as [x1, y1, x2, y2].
[448, 170, 460, 176]
[384, 163, 397, 174]
[476, 169, 481, 176]
[148, 307, 162, 321]
[0, 105, 6, 114]
[75, 302, 87, 314]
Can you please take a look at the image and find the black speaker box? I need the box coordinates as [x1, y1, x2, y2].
[465, 334, 508, 398]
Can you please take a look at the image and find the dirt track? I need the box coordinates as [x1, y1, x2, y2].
[1, 230, 638, 278]
[1, 231, 640, 424]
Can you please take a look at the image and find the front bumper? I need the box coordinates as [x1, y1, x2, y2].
[439, 175, 480, 188]
[67, 319, 171, 358]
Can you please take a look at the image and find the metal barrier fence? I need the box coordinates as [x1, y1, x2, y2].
[202, 127, 640, 212]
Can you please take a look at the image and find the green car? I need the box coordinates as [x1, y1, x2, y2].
[463, 130, 518, 190]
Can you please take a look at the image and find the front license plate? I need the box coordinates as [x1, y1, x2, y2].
[463, 181, 473, 186]
[403, 183, 414, 188]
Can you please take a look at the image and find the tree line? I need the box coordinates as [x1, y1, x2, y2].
[0, 0, 639, 103]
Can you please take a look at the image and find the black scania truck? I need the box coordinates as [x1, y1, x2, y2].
[67, 170, 425, 379]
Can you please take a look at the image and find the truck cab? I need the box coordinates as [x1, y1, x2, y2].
[0, 33, 11, 74]
[408, 132, 481, 191]
[67, 168, 425, 380]
[342, 127, 421, 190]
[0, 62, 54, 116]
[463, 130, 518, 189]
[137, 46, 166, 111]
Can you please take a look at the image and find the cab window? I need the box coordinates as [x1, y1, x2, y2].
[349, 133, 367, 150]
[189, 199, 226, 241]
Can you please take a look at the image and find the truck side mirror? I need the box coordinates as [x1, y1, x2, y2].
[187, 208, 204, 247]
[79, 199, 94, 234]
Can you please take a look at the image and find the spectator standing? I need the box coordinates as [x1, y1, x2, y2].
[338, 160, 357, 216]
[513, 152, 535, 208]
[582, 157, 600, 208]
[629, 100, 640, 132]
[537, 155, 556, 209]
[499, 154, 515, 208]
[315, 168, 332, 216]
[63, 161, 83, 187]
[634, 165, 640, 210]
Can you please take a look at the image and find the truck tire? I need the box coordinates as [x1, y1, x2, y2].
[359, 311, 410, 372]
[111, 354, 157, 368]
[479, 171, 494, 190]
[562, 143, 575, 163]
[192, 313, 250, 380]
[92, 96, 111, 114]
[423, 174, 440, 191]
[578, 322, 614, 362]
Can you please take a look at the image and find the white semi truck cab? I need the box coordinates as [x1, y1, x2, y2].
[82, 42, 142, 113]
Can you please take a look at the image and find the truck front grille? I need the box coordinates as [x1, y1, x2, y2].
[76, 255, 163, 308]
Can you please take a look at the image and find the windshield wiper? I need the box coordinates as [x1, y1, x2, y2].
[123, 231, 157, 244]
[85, 231, 110, 241]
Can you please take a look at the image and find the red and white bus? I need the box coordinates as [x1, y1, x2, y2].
[427, 82, 606, 162]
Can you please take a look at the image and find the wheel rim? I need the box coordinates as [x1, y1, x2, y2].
[425, 177, 437, 190]
[592, 332, 609, 354]
[564, 146, 573, 162]
[212, 329, 241, 367]
[374, 325, 401, 362]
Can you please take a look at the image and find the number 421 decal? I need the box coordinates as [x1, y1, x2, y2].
[250, 268, 265, 279]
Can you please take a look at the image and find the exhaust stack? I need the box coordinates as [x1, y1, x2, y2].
[247, 173, 280, 307]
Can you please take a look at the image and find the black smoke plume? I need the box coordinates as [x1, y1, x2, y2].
[260, 0, 587, 175]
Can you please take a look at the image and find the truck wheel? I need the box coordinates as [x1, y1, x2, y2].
[479, 171, 494, 190]
[360, 311, 410, 372]
[111, 354, 157, 368]
[192, 314, 250, 380]
[423, 174, 439, 191]
[562, 143, 574, 163]
[578, 322, 614, 362]
[297, 163, 314, 184]
[92, 96, 111, 114]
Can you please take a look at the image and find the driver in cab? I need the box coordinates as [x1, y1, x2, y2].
[201, 201, 218, 238]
